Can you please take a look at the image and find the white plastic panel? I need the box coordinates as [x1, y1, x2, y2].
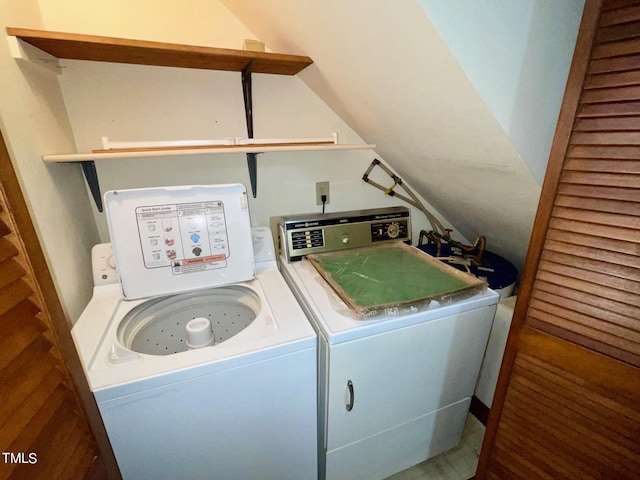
[325, 398, 470, 480]
[105, 184, 254, 299]
[475, 295, 517, 407]
[97, 347, 318, 480]
[251, 226, 276, 263]
[325, 305, 494, 450]
[91, 243, 118, 286]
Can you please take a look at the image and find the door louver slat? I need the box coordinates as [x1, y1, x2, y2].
[574, 114, 640, 129]
[537, 264, 638, 305]
[599, 4, 640, 26]
[588, 54, 640, 74]
[534, 278, 640, 319]
[545, 237, 640, 269]
[570, 131, 640, 145]
[533, 288, 639, 332]
[529, 294, 640, 342]
[546, 228, 639, 257]
[567, 144, 640, 158]
[584, 68, 640, 88]
[548, 217, 638, 242]
[581, 85, 640, 103]
[592, 36, 640, 58]
[552, 205, 640, 229]
[542, 249, 640, 282]
[555, 194, 639, 215]
[528, 306, 640, 352]
[556, 182, 638, 201]
[563, 159, 640, 174]
[578, 99, 640, 115]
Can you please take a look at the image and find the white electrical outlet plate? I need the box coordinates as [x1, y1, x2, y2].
[316, 181, 330, 205]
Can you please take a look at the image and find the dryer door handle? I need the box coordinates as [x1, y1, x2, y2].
[346, 380, 354, 412]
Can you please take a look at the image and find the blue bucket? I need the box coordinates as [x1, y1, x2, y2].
[417, 243, 518, 299]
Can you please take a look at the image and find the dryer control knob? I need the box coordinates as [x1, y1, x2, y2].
[386, 221, 401, 239]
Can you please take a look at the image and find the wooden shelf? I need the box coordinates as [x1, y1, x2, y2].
[6, 28, 371, 210]
[6, 27, 313, 75]
[43, 142, 376, 162]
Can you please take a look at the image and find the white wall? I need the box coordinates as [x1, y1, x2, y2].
[419, 0, 585, 183]
[0, 0, 100, 322]
[37, 0, 251, 47]
[220, 0, 548, 271]
[36, 0, 458, 264]
[58, 61, 452, 245]
[4, 0, 584, 313]
[58, 60, 448, 243]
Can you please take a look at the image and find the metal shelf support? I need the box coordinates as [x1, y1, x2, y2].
[81, 160, 103, 212]
[242, 61, 259, 198]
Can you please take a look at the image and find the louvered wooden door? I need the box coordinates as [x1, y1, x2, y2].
[0, 130, 105, 478]
[476, 0, 640, 478]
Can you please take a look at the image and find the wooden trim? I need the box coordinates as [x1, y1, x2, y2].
[476, 1, 603, 476]
[0, 128, 120, 478]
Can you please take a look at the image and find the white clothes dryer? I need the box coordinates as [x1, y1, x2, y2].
[73, 185, 317, 480]
[276, 208, 499, 480]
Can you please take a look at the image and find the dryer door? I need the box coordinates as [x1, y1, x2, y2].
[105, 184, 254, 300]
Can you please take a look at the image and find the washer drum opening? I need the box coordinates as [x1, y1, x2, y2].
[118, 285, 261, 356]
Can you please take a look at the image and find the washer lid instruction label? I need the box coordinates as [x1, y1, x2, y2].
[135, 200, 229, 274]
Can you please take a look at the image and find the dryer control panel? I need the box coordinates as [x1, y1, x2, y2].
[278, 206, 410, 262]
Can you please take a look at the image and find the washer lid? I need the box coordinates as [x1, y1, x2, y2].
[105, 184, 254, 300]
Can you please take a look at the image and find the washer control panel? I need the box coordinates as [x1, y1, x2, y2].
[92, 243, 118, 286]
[278, 207, 410, 261]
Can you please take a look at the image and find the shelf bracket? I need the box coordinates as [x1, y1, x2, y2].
[242, 61, 259, 198]
[81, 160, 103, 212]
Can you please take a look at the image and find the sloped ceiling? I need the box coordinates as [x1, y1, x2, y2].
[220, 0, 569, 272]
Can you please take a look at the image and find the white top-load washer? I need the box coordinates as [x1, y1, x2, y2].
[276, 207, 499, 480]
[73, 184, 317, 480]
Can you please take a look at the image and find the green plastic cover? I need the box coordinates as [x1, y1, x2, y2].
[308, 242, 485, 314]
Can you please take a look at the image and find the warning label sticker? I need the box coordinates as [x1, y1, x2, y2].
[171, 254, 227, 275]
